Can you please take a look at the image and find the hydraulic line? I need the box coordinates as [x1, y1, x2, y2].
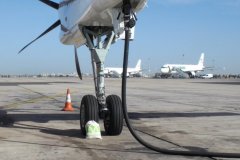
[121, 1, 240, 158]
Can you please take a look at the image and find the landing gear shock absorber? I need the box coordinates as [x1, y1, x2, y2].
[80, 27, 124, 135]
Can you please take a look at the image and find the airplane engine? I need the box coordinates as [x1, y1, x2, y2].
[188, 71, 196, 78]
[191, 72, 196, 76]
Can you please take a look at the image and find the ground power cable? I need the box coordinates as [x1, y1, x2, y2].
[121, 2, 240, 158]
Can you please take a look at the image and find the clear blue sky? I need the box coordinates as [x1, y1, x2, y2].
[0, 0, 240, 75]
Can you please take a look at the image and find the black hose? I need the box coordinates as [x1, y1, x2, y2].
[121, 21, 240, 159]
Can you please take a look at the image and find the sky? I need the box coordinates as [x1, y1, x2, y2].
[0, 0, 240, 75]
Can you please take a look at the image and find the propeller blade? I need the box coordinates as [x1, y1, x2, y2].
[74, 47, 83, 80]
[39, 0, 59, 10]
[19, 20, 61, 54]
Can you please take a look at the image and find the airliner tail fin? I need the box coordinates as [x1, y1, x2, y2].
[198, 53, 204, 66]
[135, 59, 141, 70]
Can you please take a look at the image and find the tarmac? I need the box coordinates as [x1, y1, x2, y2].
[0, 77, 240, 160]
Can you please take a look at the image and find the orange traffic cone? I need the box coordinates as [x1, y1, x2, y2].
[62, 88, 74, 111]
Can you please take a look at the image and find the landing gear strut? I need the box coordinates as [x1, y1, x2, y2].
[79, 27, 123, 135]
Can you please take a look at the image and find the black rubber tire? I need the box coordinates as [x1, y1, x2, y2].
[104, 95, 123, 135]
[80, 95, 99, 135]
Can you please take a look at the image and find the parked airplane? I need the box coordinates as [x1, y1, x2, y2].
[160, 53, 205, 78]
[104, 59, 141, 77]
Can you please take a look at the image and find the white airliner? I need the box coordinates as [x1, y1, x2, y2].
[104, 59, 141, 77]
[160, 53, 205, 78]
[19, 0, 147, 136]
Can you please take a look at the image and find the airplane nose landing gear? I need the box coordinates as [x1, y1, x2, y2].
[79, 27, 124, 136]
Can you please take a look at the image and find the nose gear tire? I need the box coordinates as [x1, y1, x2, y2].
[80, 95, 99, 136]
[104, 95, 123, 135]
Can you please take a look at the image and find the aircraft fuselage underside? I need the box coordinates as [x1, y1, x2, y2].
[58, 0, 147, 46]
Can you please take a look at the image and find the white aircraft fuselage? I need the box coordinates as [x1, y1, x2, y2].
[161, 53, 205, 77]
[161, 64, 204, 73]
[58, 0, 147, 46]
[104, 59, 141, 76]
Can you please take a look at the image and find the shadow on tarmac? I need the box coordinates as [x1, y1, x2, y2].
[7, 112, 240, 123]
[129, 112, 240, 120]
[9, 113, 79, 123]
[192, 81, 240, 85]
